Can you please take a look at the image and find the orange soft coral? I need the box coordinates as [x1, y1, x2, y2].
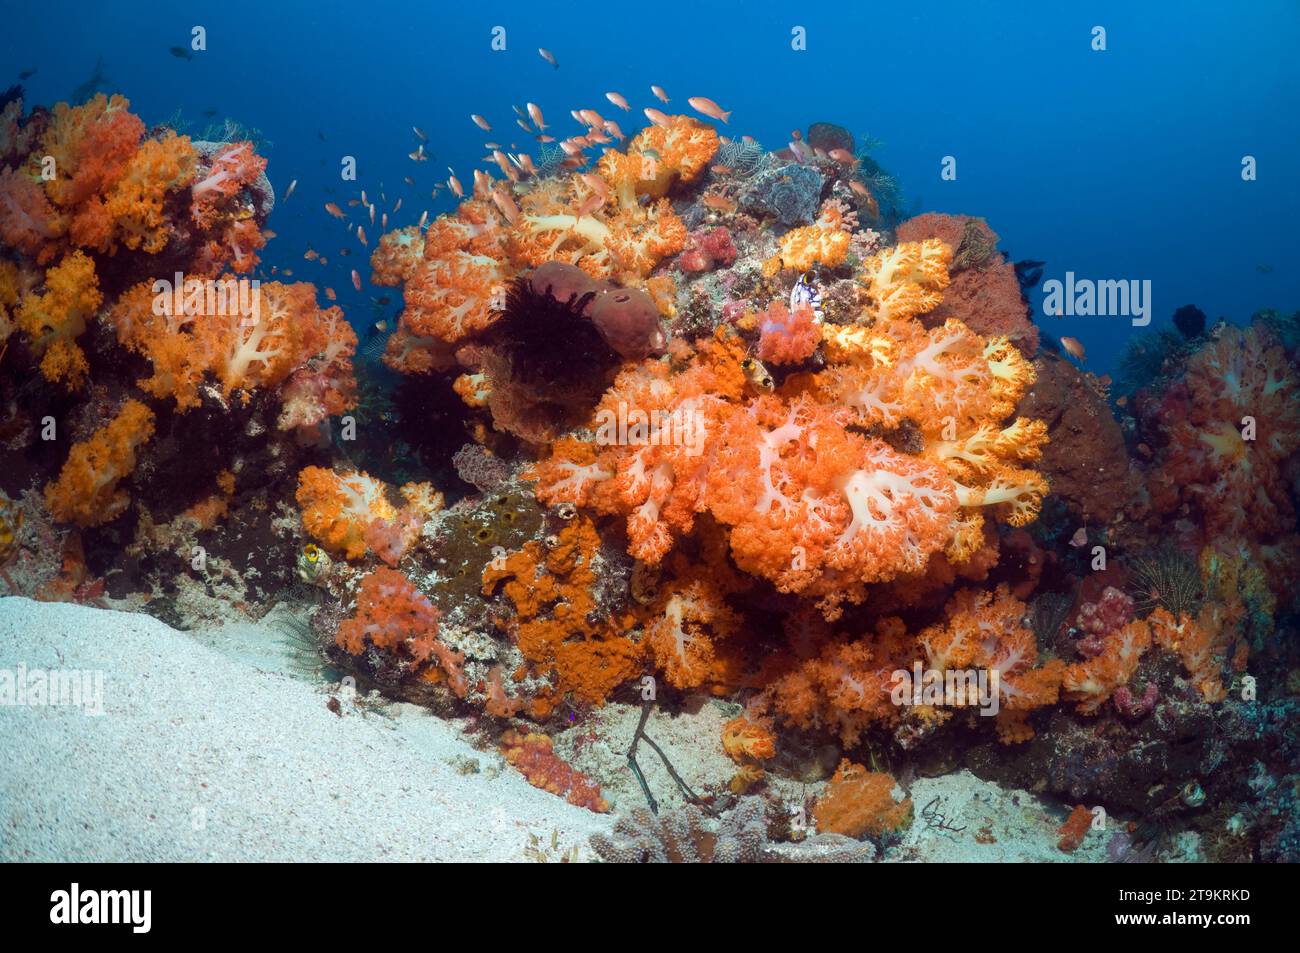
[110, 277, 356, 414]
[500, 730, 610, 813]
[44, 399, 155, 527]
[1062, 618, 1152, 714]
[765, 198, 856, 274]
[721, 716, 776, 763]
[83, 132, 196, 254]
[533, 320, 1047, 615]
[1149, 606, 1230, 703]
[646, 575, 741, 691]
[296, 466, 401, 562]
[918, 585, 1064, 740]
[16, 250, 101, 390]
[337, 567, 466, 693]
[813, 761, 912, 838]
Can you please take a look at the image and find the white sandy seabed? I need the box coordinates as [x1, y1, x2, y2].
[0, 596, 1151, 863]
[0, 596, 611, 862]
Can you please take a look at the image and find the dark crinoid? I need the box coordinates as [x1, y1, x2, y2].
[466, 274, 623, 444]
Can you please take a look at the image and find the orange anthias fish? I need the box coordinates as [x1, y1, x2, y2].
[1060, 336, 1087, 362]
[324, 287, 337, 301]
[643, 107, 672, 128]
[538, 47, 558, 69]
[651, 85, 669, 103]
[688, 97, 731, 124]
[701, 193, 737, 213]
[491, 187, 520, 225]
[605, 91, 630, 112]
[357, 225, 368, 246]
[351, 269, 362, 292]
[283, 179, 297, 200]
[471, 114, 491, 131]
[526, 102, 546, 130]
[448, 174, 464, 198]
[324, 202, 345, 219]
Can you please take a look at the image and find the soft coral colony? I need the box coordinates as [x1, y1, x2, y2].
[0, 90, 355, 567]
[3, 84, 1296, 854]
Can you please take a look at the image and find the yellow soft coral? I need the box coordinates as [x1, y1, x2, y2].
[860, 238, 952, 324]
[766, 200, 855, 274]
[16, 250, 101, 390]
[44, 399, 155, 526]
[600, 116, 718, 202]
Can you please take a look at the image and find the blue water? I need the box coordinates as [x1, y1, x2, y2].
[6, 0, 1298, 372]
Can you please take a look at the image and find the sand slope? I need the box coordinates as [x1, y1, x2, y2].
[0, 597, 609, 862]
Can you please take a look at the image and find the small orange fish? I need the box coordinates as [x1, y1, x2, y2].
[393, 198, 402, 212]
[526, 102, 546, 130]
[603, 120, 625, 140]
[651, 85, 669, 103]
[515, 118, 532, 133]
[688, 97, 730, 124]
[381, 213, 387, 230]
[304, 248, 319, 260]
[578, 108, 604, 128]
[643, 107, 672, 128]
[318, 256, 328, 266]
[579, 173, 609, 198]
[324, 202, 345, 219]
[576, 192, 605, 219]
[535, 134, 556, 143]
[701, 193, 737, 213]
[283, 179, 297, 200]
[448, 174, 464, 198]
[347, 199, 361, 207]
[471, 114, 491, 131]
[361, 190, 369, 205]
[368, 203, 376, 225]
[357, 225, 368, 246]
[1060, 336, 1087, 362]
[560, 139, 585, 157]
[412, 126, 427, 141]
[351, 269, 362, 292]
[324, 287, 336, 301]
[605, 91, 630, 112]
[491, 187, 520, 225]
[829, 148, 857, 165]
[538, 47, 558, 69]
[262, 229, 277, 240]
